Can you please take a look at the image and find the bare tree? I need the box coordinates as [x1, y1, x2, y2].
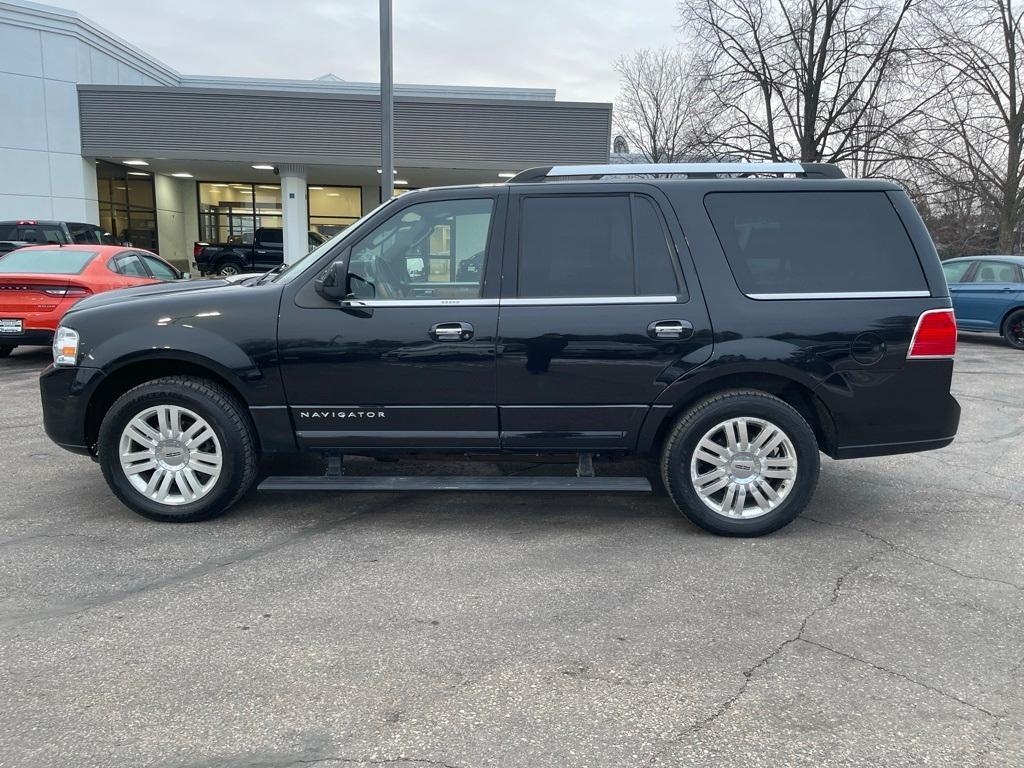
[613, 47, 706, 163]
[679, 0, 931, 174]
[918, 0, 1023, 253]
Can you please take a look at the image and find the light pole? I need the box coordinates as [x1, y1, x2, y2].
[380, 0, 394, 204]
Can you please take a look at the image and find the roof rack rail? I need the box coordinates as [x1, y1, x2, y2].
[507, 162, 845, 183]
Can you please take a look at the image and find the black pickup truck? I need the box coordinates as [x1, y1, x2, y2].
[194, 228, 326, 277]
[0, 220, 117, 247]
[0, 241, 29, 256]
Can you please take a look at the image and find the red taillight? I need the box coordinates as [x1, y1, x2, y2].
[41, 286, 91, 298]
[16, 220, 37, 225]
[908, 308, 957, 359]
[194, 242, 208, 259]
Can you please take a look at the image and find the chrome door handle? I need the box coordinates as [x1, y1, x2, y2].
[648, 319, 693, 340]
[430, 321, 474, 341]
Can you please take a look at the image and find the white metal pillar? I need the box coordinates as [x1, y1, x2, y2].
[278, 164, 308, 264]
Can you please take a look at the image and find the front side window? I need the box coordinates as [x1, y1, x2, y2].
[705, 191, 928, 296]
[348, 198, 494, 301]
[113, 253, 148, 277]
[970, 261, 1019, 283]
[517, 194, 681, 299]
[140, 254, 178, 281]
[941, 261, 972, 284]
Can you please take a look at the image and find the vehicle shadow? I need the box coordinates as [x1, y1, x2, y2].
[0, 346, 52, 371]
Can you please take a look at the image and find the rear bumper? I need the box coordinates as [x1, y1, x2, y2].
[0, 328, 53, 347]
[39, 364, 105, 456]
[824, 359, 961, 459]
[833, 433, 957, 459]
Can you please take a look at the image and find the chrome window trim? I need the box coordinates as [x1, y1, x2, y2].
[746, 290, 931, 300]
[501, 295, 679, 306]
[340, 296, 679, 307]
[342, 298, 500, 307]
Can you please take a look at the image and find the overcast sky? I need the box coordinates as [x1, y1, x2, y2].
[60, 0, 680, 103]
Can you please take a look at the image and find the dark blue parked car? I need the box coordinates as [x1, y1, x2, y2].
[942, 255, 1024, 349]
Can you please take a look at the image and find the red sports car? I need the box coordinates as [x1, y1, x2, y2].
[0, 245, 183, 357]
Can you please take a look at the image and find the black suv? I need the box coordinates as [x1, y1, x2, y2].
[38, 163, 960, 536]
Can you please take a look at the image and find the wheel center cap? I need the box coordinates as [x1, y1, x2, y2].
[727, 452, 760, 481]
[156, 439, 190, 469]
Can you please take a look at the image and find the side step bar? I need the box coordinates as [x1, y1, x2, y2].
[258, 475, 652, 493]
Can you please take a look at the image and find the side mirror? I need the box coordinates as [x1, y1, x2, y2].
[180, 271, 191, 280]
[314, 260, 348, 302]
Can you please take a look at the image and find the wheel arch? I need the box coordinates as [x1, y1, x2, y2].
[641, 370, 836, 459]
[84, 354, 254, 453]
[999, 304, 1024, 334]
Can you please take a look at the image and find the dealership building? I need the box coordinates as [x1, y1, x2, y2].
[0, 0, 612, 268]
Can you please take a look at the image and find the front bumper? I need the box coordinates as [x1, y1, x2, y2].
[39, 365, 105, 456]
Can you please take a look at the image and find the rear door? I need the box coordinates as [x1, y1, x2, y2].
[496, 184, 713, 451]
[951, 260, 1023, 330]
[253, 229, 283, 271]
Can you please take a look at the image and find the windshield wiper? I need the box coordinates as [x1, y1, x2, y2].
[255, 264, 287, 285]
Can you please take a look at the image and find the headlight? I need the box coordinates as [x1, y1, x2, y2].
[52, 326, 80, 367]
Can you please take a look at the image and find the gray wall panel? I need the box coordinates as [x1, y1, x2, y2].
[78, 86, 611, 167]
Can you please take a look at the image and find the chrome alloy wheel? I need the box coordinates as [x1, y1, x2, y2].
[118, 405, 223, 506]
[218, 263, 241, 277]
[689, 417, 798, 519]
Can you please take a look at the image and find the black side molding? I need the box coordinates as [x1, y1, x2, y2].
[259, 475, 652, 492]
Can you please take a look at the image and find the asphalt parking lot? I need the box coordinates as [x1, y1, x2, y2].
[0, 337, 1021, 768]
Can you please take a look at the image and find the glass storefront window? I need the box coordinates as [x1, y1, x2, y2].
[199, 182, 361, 242]
[198, 182, 283, 244]
[96, 161, 158, 252]
[308, 186, 361, 237]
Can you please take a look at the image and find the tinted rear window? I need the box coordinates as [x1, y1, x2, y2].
[704, 191, 927, 295]
[0, 249, 95, 274]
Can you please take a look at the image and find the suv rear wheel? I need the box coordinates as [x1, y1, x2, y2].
[660, 390, 820, 536]
[97, 376, 258, 522]
[1002, 309, 1024, 350]
[216, 259, 244, 277]
[0, 346, 13, 358]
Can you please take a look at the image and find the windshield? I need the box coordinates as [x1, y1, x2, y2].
[273, 198, 398, 284]
[0, 248, 96, 274]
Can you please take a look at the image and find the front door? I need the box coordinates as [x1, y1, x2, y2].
[496, 185, 713, 451]
[277, 190, 505, 451]
[949, 260, 1023, 330]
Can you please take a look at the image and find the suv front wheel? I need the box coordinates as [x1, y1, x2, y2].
[660, 390, 820, 536]
[97, 376, 258, 522]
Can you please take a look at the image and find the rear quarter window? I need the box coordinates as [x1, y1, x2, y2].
[704, 191, 928, 296]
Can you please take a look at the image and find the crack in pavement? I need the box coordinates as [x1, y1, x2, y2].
[643, 551, 882, 766]
[285, 758, 463, 768]
[955, 393, 1024, 409]
[800, 638, 1005, 719]
[0, 494, 418, 631]
[804, 516, 1024, 592]
[916, 451, 1022, 485]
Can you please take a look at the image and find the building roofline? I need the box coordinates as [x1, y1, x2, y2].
[178, 75, 557, 101]
[0, 0, 181, 84]
[77, 83, 611, 110]
[2, 0, 565, 102]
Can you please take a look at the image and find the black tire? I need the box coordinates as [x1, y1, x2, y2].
[215, 259, 245, 277]
[0, 346, 14, 358]
[1001, 309, 1024, 350]
[660, 389, 820, 537]
[97, 376, 258, 522]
